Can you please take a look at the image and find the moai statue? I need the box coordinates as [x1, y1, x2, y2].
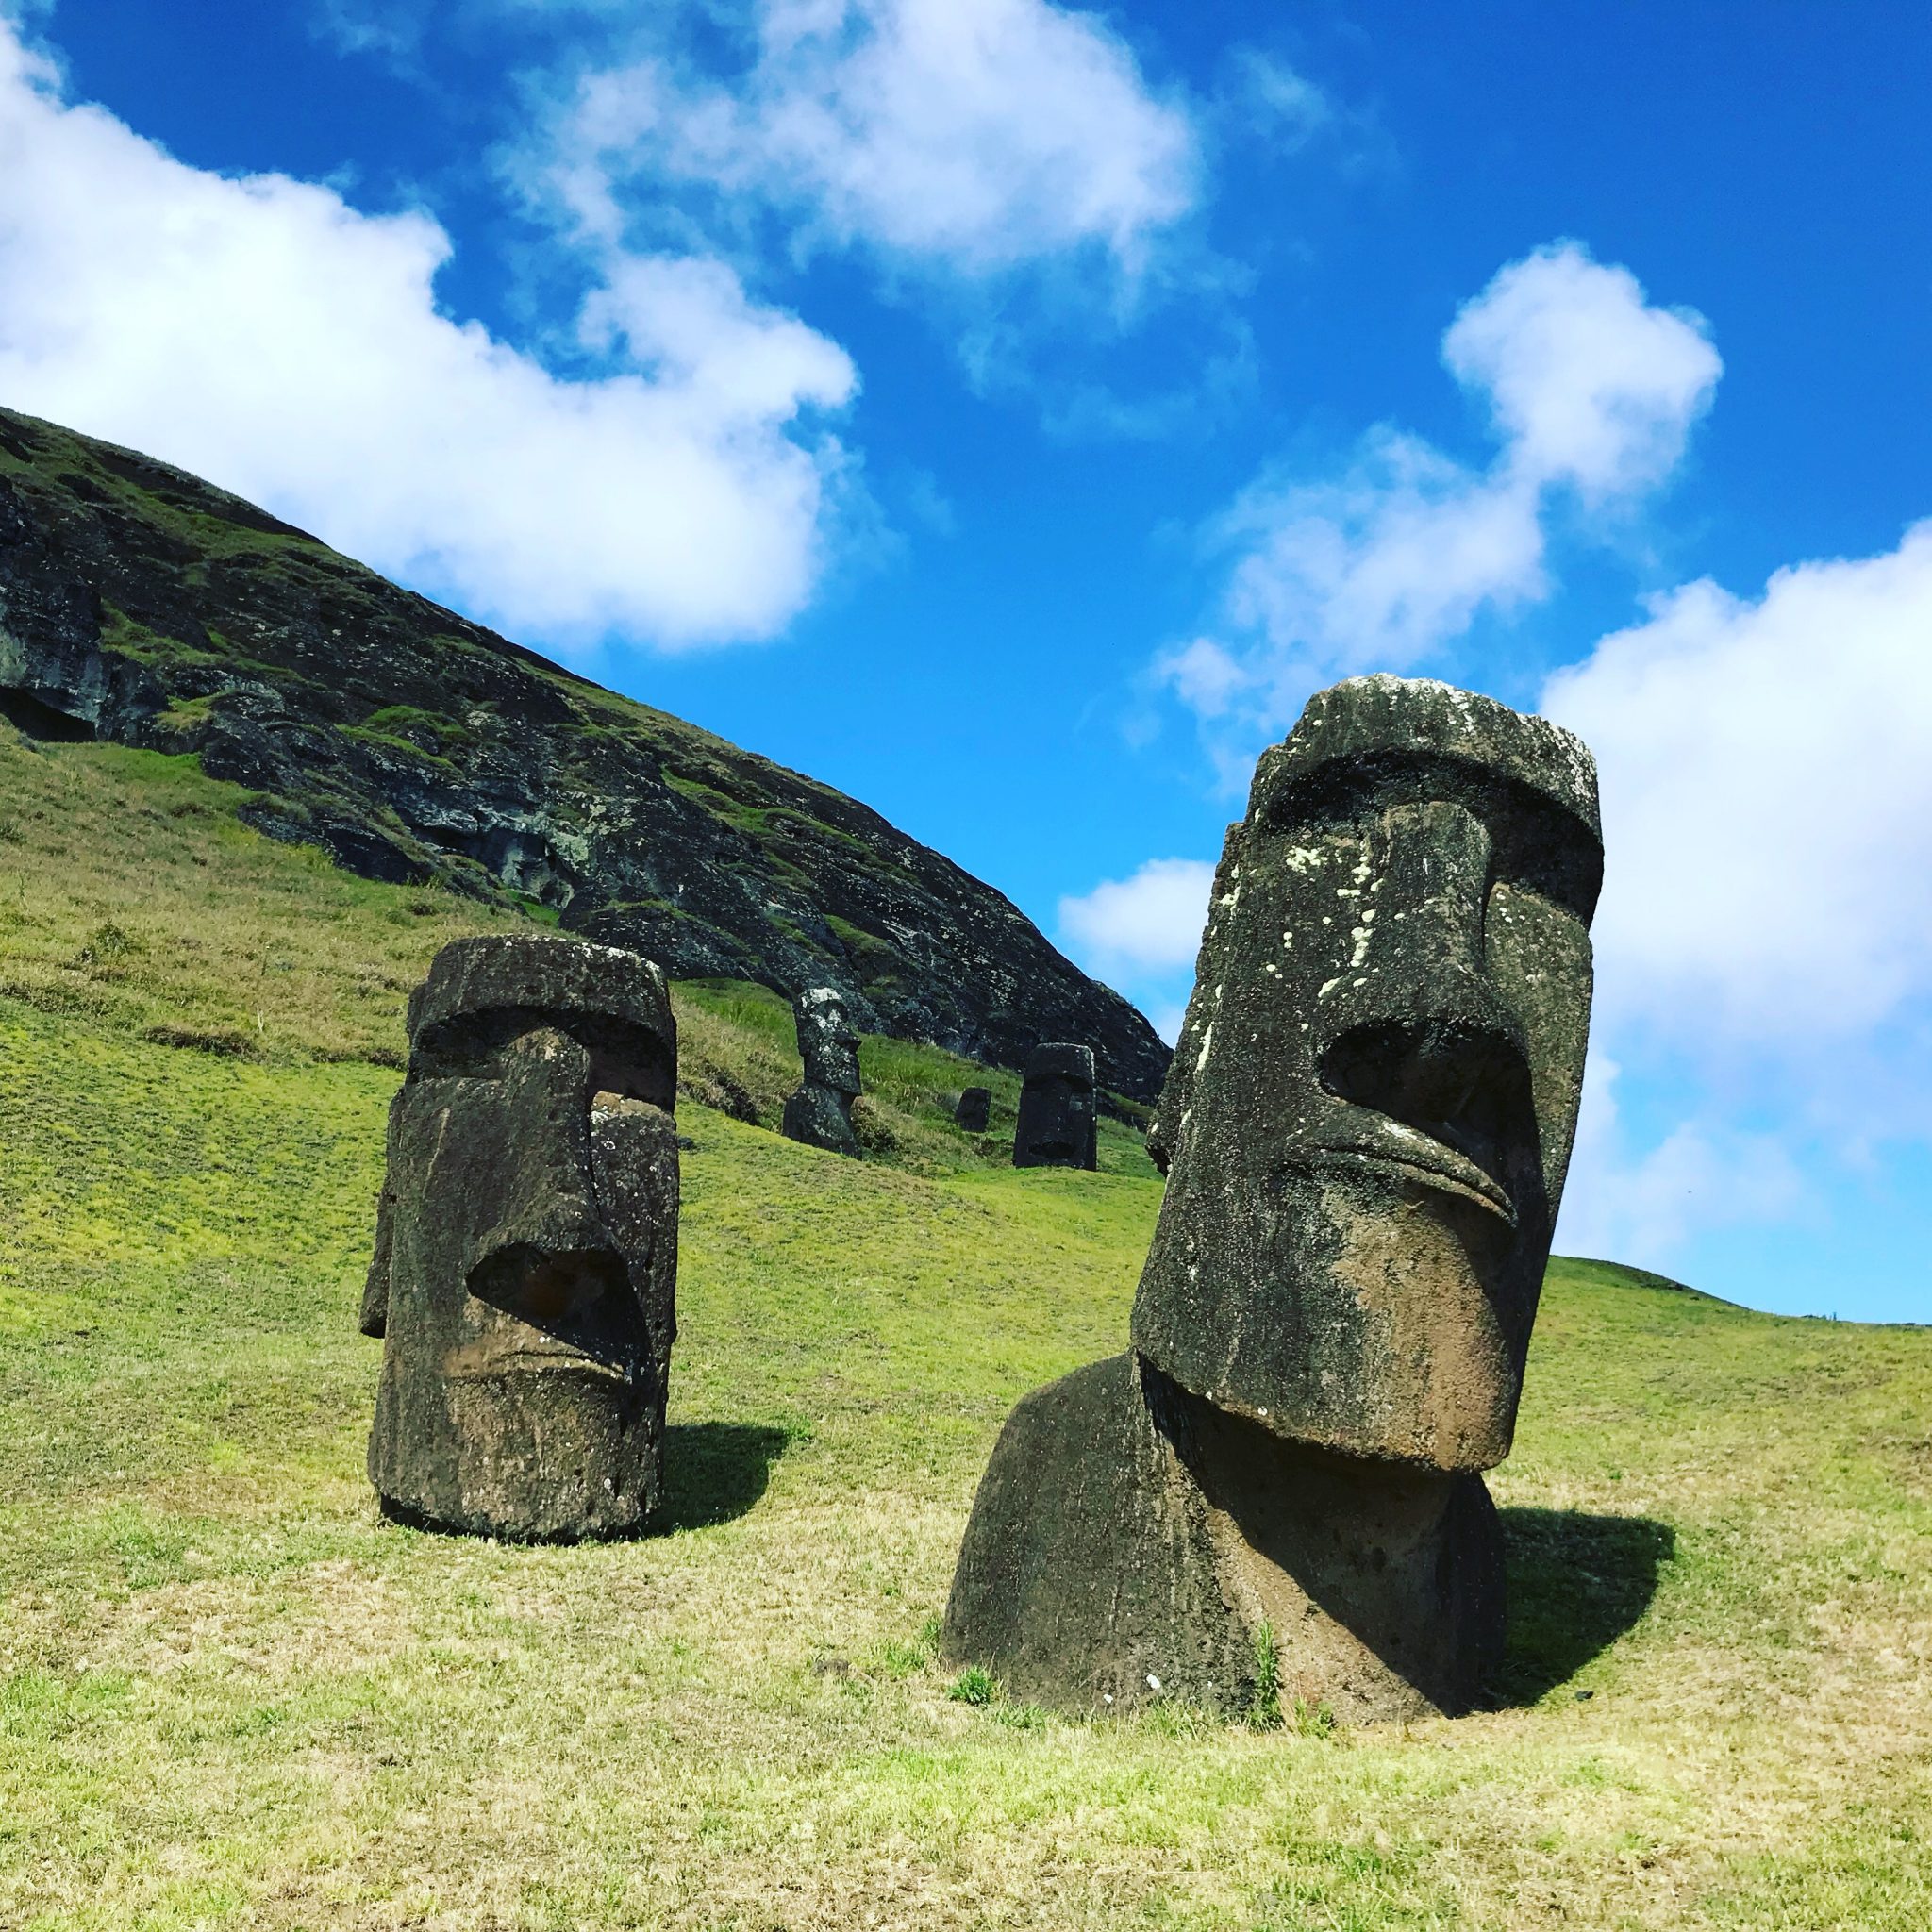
[360, 935, 679, 1541]
[955, 1086, 992, 1134]
[946, 676, 1602, 1722]
[781, 986, 862, 1158]
[1012, 1043, 1097, 1170]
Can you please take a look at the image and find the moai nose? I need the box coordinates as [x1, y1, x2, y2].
[465, 1029, 626, 1320]
[1313, 801, 1534, 1189]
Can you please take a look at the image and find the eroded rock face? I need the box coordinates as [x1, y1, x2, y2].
[0, 404, 1173, 1102]
[1012, 1043, 1097, 1170]
[362, 936, 679, 1540]
[946, 676, 1601, 1720]
[780, 986, 861, 1158]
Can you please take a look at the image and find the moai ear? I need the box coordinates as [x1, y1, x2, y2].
[358, 1091, 404, 1339]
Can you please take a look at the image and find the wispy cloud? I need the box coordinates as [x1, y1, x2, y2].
[528, 0, 1201, 283]
[1157, 242, 1721, 764]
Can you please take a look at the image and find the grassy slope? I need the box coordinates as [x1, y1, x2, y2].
[2, 727, 1930, 1930]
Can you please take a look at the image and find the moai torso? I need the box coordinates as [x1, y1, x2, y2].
[948, 676, 1602, 1720]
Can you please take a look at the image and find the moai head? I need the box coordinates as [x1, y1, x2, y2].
[794, 987, 860, 1097]
[361, 936, 679, 1540]
[1013, 1042, 1098, 1169]
[956, 1086, 992, 1135]
[1133, 676, 1601, 1472]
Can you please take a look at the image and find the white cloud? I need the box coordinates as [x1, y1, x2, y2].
[1444, 245, 1721, 501]
[1225, 48, 1334, 153]
[0, 18, 858, 648]
[1058, 857, 1214, 974]
[538, 0, 1199, 280]
[1161, 242, 1720, 740]
[1541, 522, 1932, 1274]
[1543, 523, 1932, 1060]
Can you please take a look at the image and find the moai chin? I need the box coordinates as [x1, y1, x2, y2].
[781, 986, 862, 1158]
[946, 676, 1602, 1722]
[360, 935, 679, 1541]
[1012, 1042, 1098, 1170]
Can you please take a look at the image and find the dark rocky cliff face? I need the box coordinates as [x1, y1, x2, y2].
[0, 404, 1171, 1100]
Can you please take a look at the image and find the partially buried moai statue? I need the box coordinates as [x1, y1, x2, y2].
[361, 935, 679, 1541]
[945, 675, 1602, 1722]
[955, 1086, 992, 1135]
[781, 986, 862, 1158]
[1011, 1042, 1097, 1170]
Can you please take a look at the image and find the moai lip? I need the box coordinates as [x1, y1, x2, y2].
[361, 935, 679, 1541]
[781, 986, 862, 1158]
[1013, 1042, 1098, 1170]
[946, 676, 1602, 1721]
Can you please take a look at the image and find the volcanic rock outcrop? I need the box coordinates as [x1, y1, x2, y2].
[945, 675, 1603, 1722]
[781, 986, 862, 1158]
[0, 404, 1170, 1099]
[361, 935, 679, 1541]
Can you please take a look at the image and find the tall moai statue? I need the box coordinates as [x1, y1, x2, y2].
[781, 986, 862, 1158]
[946, 676, 1602, 1722]
[360, 935, 680, 1541]
[1012, 1042, 1098, 1170]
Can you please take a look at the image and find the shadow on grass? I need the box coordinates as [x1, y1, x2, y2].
[655, 1421, 791, 1533]
[377, 1422, 791, 1542]
[1490, 1507, 1676, 1707]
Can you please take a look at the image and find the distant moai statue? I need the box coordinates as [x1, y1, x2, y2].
[781, 986, 862, 1158]
[1012, 1043, 1097, 1170]
[955, 1086, 992, 1134]
[946, 675, 1603, 1722]
[360, 936, 679, 1541]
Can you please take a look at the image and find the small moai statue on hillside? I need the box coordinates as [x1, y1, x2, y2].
[360, 935, 679, 1541]
[955, 1086, 992, 1134]
[1011, 1043, 1097, 1170]
[781, 986, 862, 1158]
[946, 675, 1603, 1722]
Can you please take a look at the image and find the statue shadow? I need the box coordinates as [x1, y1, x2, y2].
[654, 1421, 792, 1533]
[376, 1423, 789, 1542]
[1488, 1507, 1675, 1707]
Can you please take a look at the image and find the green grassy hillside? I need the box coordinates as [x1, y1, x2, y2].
[3, 725, 1930, 1930]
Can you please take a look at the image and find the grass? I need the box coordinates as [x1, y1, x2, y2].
[3, 724, 1931, 1926]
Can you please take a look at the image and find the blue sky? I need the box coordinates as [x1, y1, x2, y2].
[3, 0, 1930, 1320]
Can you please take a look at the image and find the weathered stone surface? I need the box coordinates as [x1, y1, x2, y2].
[955, 1086, 991, 1134]
[948, 676, 1601, 1721]
[1136, 675, 1601, 1470]
[0, 404, 1172, 1100]
[780, 986, 861, 1158]
[362, 934, 679, 1540]
[942, 1353, 1504, 1723]
[1012, 1043, 1097, 1170]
